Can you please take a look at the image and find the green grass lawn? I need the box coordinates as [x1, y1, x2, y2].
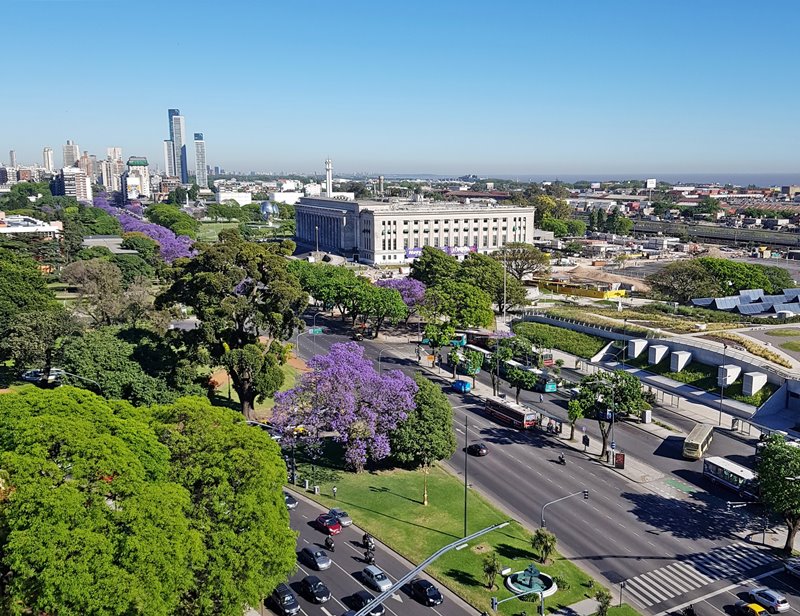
[294, 448, 639, 615]
[781, 341, 800, 352]
[765, 328, 800, 337]
[626, 355, 777, 406]
[197, 222, 240, 242]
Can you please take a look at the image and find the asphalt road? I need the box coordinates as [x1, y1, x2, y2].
[681, 567, 800, 616]
[265, 493, 474, 616]
[292, 313, 773, 614]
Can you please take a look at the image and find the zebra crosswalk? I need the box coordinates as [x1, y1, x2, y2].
[624, 542, 779, 608]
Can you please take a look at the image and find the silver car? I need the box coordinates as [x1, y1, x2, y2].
[748, 587, 790, 613]
[300, 547, 331, 571]
[362, 565, 392, 592]
[328, 507, 352, 527]
[783, 557, 800, 578]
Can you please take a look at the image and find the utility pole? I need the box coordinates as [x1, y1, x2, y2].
[718, 343, 728, 426]
[464, 415, 469, 538]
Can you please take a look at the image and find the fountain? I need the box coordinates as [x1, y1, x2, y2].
[505, 562, 557, 597]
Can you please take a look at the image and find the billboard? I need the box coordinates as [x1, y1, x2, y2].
[645, 178, 657, 190]
[405, 245, 477, 259]
[590, 182, 601, 190]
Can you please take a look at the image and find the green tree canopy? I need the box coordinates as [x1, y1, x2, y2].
[0, 305, 80, 377]
[540, 216, 569, 237]
[158, 231, 307, 418]
[0, 249, 56, 333]
[362, 285, 408, 336]
[494, 242, 550, 281]
[645, 260, 722, 304]
[145, 204, 200, 239]
[457, 252, 528, 312]
[758, 435, 800, 552]
[410, 246, 459, 286]
[421, 280, 494, 329]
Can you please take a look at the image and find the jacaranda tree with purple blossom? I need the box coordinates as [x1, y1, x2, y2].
[271, 342, 417, 472]
[376, 277, 426, 323]
[93, 194, 194, 263]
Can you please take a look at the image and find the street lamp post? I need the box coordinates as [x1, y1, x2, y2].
[315, 225, 319, 254]
[377, 349, 385, 373]
[295, 331, 309, 357]
[718, 343, 728, 426]
[621, 318, 628, 370]
[464, 415, 469, 538]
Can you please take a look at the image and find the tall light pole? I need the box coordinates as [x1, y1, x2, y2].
[464, 415, 469, 538]
[718, 343, 728, 426]
[378, 349, 385, 373]
[502, 246, 507, 326]
[621, 318, 628, 370]
[315, 224, 319, 254]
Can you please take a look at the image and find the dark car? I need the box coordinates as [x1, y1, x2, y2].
[352, 590, 385, 616]
[284, 491, 298, 510]
[410, 578, 443, 606]
[300, 575, 331, 603]
[300, 546, 332, 570]
[270, 583, 300, 616]
[315, 513, 342, 535]
[467, 442, 489, 456]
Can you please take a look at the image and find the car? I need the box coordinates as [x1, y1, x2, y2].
[21, 368, 65, 384]
[284, 491, 298, 510]
[784, 557, 800, 578]
[270, 583, 300, 616]
[328, 507, 352, 527]
[300, 575, 331, 603]
[409, 578, 444, 606]
[467, 443, 489, 456]
[315, 513, 342, 535]
[748, 588, 790, 613]
[362, 565, 393, 592]
[352, 590, 385, 616]
[452, 379, 472, 393]
[735, 601, 768, 616]
[300, 546, 332, 570]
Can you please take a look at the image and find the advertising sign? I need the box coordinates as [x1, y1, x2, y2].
[614, 452, 626, 469]
[645, 178, 657, 190]
[590, 182, 601, 189]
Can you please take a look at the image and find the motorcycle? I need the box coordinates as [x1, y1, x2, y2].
[363, 534, 375, 550]
[681, 606, 696, 616]
[558, 453, 566, 465]
[324, 537, 335, 552]
[364, 550, 375, 565]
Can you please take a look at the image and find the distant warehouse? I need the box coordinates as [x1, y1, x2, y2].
[295, 196, 540, 265]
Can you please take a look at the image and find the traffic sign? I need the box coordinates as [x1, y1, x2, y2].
[611, 440, 616, 450]
[309, 327, 323, 334]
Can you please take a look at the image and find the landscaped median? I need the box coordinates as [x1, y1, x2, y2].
[292, 454, 640, 616]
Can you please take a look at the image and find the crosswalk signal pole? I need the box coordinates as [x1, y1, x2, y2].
[619, 580, 626, 607]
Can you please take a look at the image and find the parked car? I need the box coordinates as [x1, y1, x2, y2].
[735, 601, 767, 616]
[352, 590, 385, 616]
[409, 578, 444, 606]
[748, 588, 790, 613]
[284, 492, 298, 510]
[300, 575, 331, 603]
[362, 565, 393, 592]
[328, 507, 352, 527]
[467, 442, 489, 456]
[21, 368, 65, 384]
[270, 583, 300, 616]
[315, 513, 342, 535]
[300, 546, 332, 570]
[784, 557, 800, 578]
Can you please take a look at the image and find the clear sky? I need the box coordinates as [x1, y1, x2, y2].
[3, 0, 799, 177]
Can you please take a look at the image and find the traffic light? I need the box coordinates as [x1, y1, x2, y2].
[726, 501, 732, 511]
[491, 597, 498, 611]
[583, 489, 589, 500]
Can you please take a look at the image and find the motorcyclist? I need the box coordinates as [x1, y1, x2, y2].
[682, 605, 696, 616]
[363, 533, 374, 549]
[324, 536, 335, 552]
[364, 549, 375, 565]
[558, 452, 566, 465]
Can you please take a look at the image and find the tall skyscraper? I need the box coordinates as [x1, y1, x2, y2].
[194, 133, 207, 189]
[163, 140, 175, 176]
[107, 147, 122, 162]
[62, 140, 79, 167]
[43, 147, 54, 172]
[9, 150, 16, 168]
[170, 110, 188, 183]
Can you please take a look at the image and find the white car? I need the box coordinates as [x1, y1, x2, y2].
[748, 587, 790, 613]
[362, 565, 392, 592]
[783, 557, 800, 578]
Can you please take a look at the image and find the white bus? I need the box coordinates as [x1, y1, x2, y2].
[703, 456, 758, 499]
[682, 424, 714, 460]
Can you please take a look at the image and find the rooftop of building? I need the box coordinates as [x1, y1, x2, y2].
[299, 196, 537, 213]
[127, 157, 149, 167]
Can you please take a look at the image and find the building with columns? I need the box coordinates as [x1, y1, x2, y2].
[295, 196, 537, 264]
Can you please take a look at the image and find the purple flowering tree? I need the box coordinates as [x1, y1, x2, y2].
[272, 342, 417, 472]
[92, 194, 194, 263]
[376, 277, 426, 323]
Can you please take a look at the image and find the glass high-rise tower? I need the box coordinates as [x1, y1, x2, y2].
[167, 109, 188, 183]
[194, 133, 207, 189]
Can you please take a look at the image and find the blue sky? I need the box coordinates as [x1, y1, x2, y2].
[3, 0, 799, 177]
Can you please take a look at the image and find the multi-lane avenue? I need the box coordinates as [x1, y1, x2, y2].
[289, 313, 776, 615]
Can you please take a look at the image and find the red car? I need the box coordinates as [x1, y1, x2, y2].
[315, 513, 342, 535]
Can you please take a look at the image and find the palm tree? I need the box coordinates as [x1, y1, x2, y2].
[531, 528, 557, 564]
[482, 551, 502, 590]
[595, 588, 612, 616]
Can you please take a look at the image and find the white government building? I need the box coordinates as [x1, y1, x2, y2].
[295, 196, 538, 264]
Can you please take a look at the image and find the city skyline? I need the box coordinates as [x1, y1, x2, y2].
[1, 0, 799, 177]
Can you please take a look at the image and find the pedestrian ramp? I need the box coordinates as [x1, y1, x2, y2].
[623, 542, 778, 609]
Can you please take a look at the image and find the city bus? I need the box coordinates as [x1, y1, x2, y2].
[464, 344, 492, 369]
[682, 424, 714, 460]
[703, 456, 759, 499]
[533, 375, 558, 393]
[484, 396, 538, 429]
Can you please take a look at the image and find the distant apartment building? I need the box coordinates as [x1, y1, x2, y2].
[121, 156, 151, 201]
[62, 140, 79, 167]
[0, 168, 14, 184]
[295, 196, 537, 264]
[0, 211, 62, 239]
[100, 147, 124, 192]
[216, 190, 252, 206]
[78, 151, 96, 180]
[17, 169, 32, 182]
[42, 147, 54, 173]
[194, 133, 207, 188]
[8, 150, 16, 168]
[52, 167, 93, 202]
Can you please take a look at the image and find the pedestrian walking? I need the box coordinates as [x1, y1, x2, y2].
[539, 393, 544, 403]
[332, 485, 337, 500]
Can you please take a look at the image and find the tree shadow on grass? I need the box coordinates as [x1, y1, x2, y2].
[368, 485, 420, 504]
[207, 391, 241, 412]
[444, 568, 483, 588]
[333, 498, 460, 540]
[495, 542, 536, 563]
